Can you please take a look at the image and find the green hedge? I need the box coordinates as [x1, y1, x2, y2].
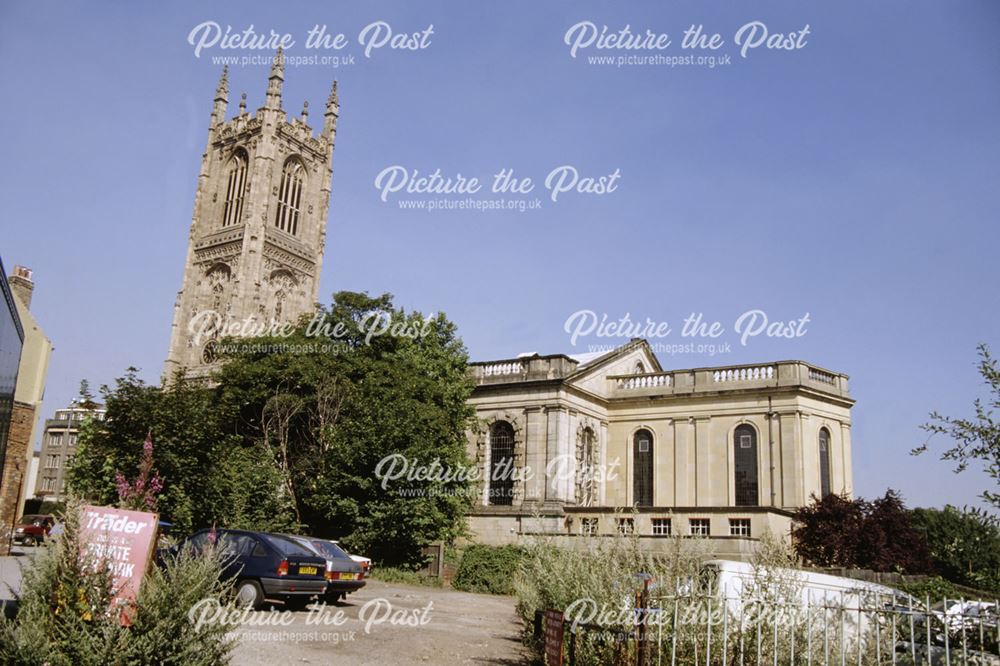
[452, 545, 526, 595]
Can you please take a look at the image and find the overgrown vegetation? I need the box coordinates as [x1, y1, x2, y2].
[512, 530, 908, 665]
[452, 544, 525, 595]
[0, 503, 234, 665]
[512, 529, 709, 664]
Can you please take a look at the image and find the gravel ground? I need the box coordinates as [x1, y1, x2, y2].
[2, 550, 529, 664]
[228, 579, 532, 665]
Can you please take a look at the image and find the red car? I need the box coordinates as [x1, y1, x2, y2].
[13, 514, 54, 546]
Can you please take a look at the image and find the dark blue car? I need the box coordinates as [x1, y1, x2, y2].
[174, 528, 328, 610]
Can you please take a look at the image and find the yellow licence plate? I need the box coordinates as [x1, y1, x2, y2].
[341, 573, 356, 580]
[299, 566, 318, 575]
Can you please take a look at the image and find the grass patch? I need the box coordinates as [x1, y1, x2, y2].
[371, 567, 443, 588]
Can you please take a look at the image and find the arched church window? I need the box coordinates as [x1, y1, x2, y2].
[633, 428, 653, 507]
[222, 149, 248, 227]
[275, 158, 305, 235]
[489, 421, 515, 506]
[819, 427, 832, 498]
[734, 424, 759, 506]
[577, 428, 597, 507]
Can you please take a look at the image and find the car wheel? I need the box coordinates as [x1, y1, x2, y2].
[22, 536, 35, 547]
[235, 580, 264, 610]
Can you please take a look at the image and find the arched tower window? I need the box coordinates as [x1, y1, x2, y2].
[633, 428, 654, 507]
[274, 158, 305, 235]
[488, 421, 515, 506]
[819, 427, 832, 498]
[734, 424, 759, 506]
[577, 427, 597, 507]
[221, 149, 248, 227]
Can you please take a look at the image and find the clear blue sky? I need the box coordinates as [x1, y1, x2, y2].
[1, 1, 998, 510]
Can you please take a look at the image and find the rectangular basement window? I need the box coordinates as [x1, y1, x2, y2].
[689, 518, 710, 536]
[729, 518, 751, 537]
[651, 518, 672, 536]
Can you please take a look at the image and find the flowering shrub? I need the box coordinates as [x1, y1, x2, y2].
[114, 433, 164, 512]
[0, 501, 234, 665]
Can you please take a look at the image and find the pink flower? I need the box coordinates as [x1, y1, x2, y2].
[115, 431, 165, 512]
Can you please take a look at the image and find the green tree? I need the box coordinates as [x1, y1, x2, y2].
[67, 369, 296, 535]
[216, 291, 475, 566]
[70, 292, 475, 567]
[915, 343, 1000, 509]
[910, 505, 1000, 592]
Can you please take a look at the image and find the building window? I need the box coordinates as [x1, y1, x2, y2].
[488, 421, 515, 506]
[651, 518, 672, 536]
[576, 427, 598, 507]
[41, 478, 55, 493]
[221, 149, 249, 227]
[68, 434, 77, 447]
[633, 428, 654, 507]
[819, 427, 832, 498]
[580, 518, 598, 536]
[617, 518, 635, 535]
[45, 455, 59, 469]
[729, 518, 751, 537]
[274, 158, 305, 235]
[49, 432, 63, 447]
[689, 519, 710, 536]
[733, 424, 759, 507]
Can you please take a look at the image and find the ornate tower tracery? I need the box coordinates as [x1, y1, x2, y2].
[164, 50, 340, 380]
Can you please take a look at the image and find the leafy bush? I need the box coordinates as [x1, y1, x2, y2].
[792, 490, 932, 573]
[0, 504, 234, 665]
[910, 505, 1000, 593]
[452, 544, 526, 595]
[895, 575, 960, 601]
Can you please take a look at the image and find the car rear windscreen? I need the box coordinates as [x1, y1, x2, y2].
[263, 534, 318, 558]
[312, 540, 350, 559]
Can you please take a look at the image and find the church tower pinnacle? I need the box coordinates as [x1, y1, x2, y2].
[164, 55, 339, 381]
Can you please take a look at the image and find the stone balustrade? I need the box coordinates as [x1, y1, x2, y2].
[469, 354, 580, 385]
[712, 366, 774, 383]
[480, 361, 524, 377]
[616, 373, 672, 389]
[606, 360, 850, 400]
[469, 355, 850, 401]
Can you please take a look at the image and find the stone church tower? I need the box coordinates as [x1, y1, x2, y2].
[165, 50, 338, 380]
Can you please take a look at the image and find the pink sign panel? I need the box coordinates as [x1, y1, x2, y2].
[80, 505, 159, 619]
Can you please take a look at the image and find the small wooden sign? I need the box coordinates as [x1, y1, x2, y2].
[544, 608, 564, 666]
[80, 505, 159, 623]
